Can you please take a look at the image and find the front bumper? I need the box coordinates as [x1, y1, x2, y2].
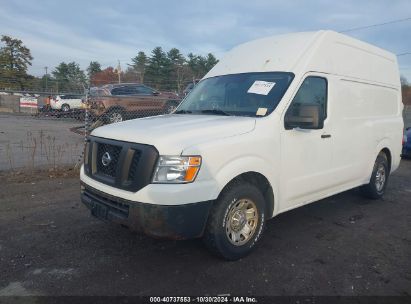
[80, 165, 219, 205]
[81, 182, 213, 240]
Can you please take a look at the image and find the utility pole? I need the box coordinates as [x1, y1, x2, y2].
[117, 60, 121, 84]
[44, 66, 48, 92]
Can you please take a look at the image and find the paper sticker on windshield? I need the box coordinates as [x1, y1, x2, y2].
[247, 81, 276, 95]
[256, 107, 268, 116]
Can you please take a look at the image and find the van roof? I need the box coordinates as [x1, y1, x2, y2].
[205, 30, 399, 87]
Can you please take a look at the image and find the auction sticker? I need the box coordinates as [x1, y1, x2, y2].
[256, 107, 268, 116]
[247, 80, 276, 95]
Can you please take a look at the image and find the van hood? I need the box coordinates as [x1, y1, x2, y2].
[91, 114, 256, 154]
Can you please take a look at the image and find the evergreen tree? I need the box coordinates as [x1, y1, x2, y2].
[87, 61, 102, 81]
[205, 53, 218, 72]
[145, 47, 171, 89]
[0, 35, 33, 90]
[167, 48, 186, 92]
[187, 53, 200, 79]
[129, 48, 218, 92]
[52, 62, 86, 93]
[130, 51, 147, 83]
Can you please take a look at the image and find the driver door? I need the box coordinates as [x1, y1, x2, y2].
[280, 74, 334, 211]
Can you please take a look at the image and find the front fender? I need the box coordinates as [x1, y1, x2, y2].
[210, 155, 279, 216]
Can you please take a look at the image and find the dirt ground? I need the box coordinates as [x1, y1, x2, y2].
[0, 161, 410, 297]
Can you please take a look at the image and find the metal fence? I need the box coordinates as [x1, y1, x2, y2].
[0, 87, 182, 172]
[404, 104, 411, 128]
[1, 89, 411, 172]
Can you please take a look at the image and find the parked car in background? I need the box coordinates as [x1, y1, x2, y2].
[87, 83, 181, 123]
[183, 79, 200, 96]
[402, 127, 411, 158]
[50, 95, 84, 111]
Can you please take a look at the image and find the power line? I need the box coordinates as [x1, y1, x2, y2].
[397, 52, 411, 57]
[340, 17, 411, 33]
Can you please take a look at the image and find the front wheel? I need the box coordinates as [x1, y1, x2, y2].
[203, 181, 266, 260]
[106, 110, 123, 124]
[165, 101, 178, 114]
[360, 152, 389, 199]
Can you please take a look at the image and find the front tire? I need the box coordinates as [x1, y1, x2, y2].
[203, 181, 266, 260]
[106, 109, 124, 124]
[360, 152, 389, 199]
[165, 101, 178, 114]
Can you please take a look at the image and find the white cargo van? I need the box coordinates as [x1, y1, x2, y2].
[80, 30, 403, 260]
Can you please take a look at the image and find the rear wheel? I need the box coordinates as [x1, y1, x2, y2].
[203, 181, 266, 260]
[61, 104, 70, 112]
[360, 152, 389, 199]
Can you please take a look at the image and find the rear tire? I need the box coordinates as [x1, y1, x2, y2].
[203, 181, 266, 261]
[360, 152, 389, 199]
[61, 104, 70, 112]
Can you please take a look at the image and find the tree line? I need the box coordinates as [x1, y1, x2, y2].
[89, 47, 218, 92]
[401, 76, 411, 106]
[0, 35, 218, 94]
[2, 34, 411, 104]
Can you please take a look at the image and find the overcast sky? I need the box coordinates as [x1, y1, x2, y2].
[1, 0, 410, 80]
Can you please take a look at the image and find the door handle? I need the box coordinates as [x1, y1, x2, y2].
[321, 134, 331, 139]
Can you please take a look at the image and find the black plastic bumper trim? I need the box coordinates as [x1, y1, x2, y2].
[81, 182, 213, 240]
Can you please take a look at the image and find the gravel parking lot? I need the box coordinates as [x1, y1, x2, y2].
[0, 161, 410, 297]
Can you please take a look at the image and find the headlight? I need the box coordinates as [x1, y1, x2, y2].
[152, 155, 202, 183]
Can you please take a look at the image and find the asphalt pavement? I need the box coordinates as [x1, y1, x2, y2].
[0, 161, 410, 296]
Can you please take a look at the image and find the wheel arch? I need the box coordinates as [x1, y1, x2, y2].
[106, 105, 126, 114]
[207, 155, 279, 219]
[164, 100, 180, 113]
[374, 138, 393, 173]
[380, 147, 392, 173]
[165, 99, 180, 105]
[217, 171, 275, 219]
[101, 106, 127, 123]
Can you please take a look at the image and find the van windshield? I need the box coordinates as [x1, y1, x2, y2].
[175, 72, 294, 117]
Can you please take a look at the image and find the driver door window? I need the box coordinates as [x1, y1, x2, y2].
[289, 76, 327, 117]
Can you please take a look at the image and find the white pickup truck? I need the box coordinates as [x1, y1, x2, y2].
[80, 30, 403, 260]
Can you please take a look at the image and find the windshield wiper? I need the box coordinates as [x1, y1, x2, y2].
[201, 109, 231, 116]
[174, 109, 192, 114]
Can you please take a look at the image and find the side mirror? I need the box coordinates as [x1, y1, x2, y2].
[285, 103, 324, 130]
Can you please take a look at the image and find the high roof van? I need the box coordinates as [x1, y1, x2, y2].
[80, 30, 404, 260]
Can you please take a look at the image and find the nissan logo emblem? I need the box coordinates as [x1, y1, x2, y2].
[101, 152, 112, 167]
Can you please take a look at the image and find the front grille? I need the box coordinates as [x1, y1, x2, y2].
[84, 136, 159, 192]
[96, 143, 122, 177]
[128, 150, 142, 181]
